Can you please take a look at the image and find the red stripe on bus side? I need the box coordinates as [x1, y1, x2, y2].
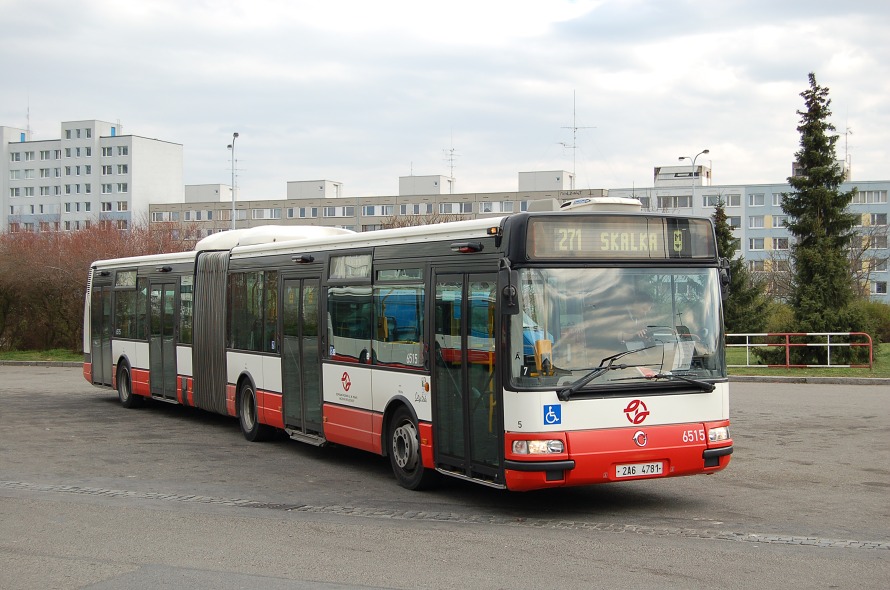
[419, 422, 434, 469]
[83, 363, 92, 383]
[226, 384, 237, 417]
[131, 368, 151, 397]
[323, 404, 377, 454]
[258, 390, 284, 430]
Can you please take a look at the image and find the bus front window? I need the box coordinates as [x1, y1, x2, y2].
[509, 267, 725, 390]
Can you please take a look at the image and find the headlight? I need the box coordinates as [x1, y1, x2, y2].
[512, 439, 565, 454]
[708, 426, 730, 442]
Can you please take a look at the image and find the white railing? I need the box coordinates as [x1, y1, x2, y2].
[726, 332, 874, 369]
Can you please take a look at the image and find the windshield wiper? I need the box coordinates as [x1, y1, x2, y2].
[648, 372, 716, 392]
[612, 372, 716, 393]
[557, 346, 657, 402]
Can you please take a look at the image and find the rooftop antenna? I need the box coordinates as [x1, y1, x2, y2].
[443, 132, 460, 193]
[560, 90, 595, 189]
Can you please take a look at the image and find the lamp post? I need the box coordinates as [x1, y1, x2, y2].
[227, 132, 239, 230]
[678, 149, 709, 207]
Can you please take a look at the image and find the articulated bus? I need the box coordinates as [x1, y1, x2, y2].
[83, 197, 733, 491]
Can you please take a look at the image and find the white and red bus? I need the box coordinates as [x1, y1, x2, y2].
[84, 198, 733, 491]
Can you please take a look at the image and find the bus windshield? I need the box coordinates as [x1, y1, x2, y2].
[509, 267, 725, 390]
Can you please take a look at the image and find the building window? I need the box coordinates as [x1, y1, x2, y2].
[40, 150, 50, 160]
[728, 216, 741, 229]
[102, 165, 112, 175]
[439, 202, 473, 214]
[24, 187, 34, 197]
[86, 128, 92, 139]
[749, 216, 764, 229]
[9, 188, 20, 197]
[773, 215, 788, 228]
[117, 183, 128, 193]
[102, 147, 113, 157]
[85, 183, 91, 194]
[24, 151, 34, 161]
[102, 184, 112, 194]
[853, 190, 888, 204]
[872, 281, 888, 295]
[772, 237, 789, 250]
[84, 202, 91, 212]
[749, 193, 765, 206]
[324, 206, 355, 218]
[749, 238, 764, 251]
[869, 259, 888, 272]
[252, 208, 281, 220]
[701, 195, 720, 207]
[870, 213, 887, 226]
[656, 195, 692, 209]
[117, 201, 128, 212]
[117, 164, 128, 174]
[118, 146, 129, 156]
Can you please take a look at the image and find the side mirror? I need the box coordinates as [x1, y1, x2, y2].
[719, 258, 731, 301]
[498, 262, 520, 315]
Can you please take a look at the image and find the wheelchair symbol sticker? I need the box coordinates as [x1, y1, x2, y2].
[544, 404, 562, 425]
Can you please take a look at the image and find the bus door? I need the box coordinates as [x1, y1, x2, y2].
[281, 277, 323, 437]
[433, 273, 501, 481]
[90, 281, 113, 386]
[149, 282, 178, 400]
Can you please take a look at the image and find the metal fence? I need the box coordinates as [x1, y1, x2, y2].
[726, 332, 874, 369]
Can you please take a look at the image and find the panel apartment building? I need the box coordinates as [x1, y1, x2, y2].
[1, 120, 183, 233]
[148, 163, 888, 301]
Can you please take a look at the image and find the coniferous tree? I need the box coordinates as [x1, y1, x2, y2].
[782, 73, 860, 334]
[713, 202, 768, 333]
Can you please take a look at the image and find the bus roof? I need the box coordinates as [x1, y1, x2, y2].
[228, 217, 509, 260]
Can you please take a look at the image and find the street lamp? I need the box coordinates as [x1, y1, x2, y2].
[227, 132, 239, 230]
[678, 149, 709, 207]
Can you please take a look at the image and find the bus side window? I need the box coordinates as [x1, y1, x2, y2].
[328, 286, 372, 363]
[373, 285, 424, 370]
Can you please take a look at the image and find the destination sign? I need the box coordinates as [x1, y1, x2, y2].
[527, 216, 716, 260]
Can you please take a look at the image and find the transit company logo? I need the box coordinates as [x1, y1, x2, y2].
[341, 372, 351, 392]
[624, 399, 649, 425]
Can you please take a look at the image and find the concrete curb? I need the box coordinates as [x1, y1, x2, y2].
[729, 375, 890, 386]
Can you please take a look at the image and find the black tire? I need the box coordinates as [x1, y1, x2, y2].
[117, 364, 141, 408]
[238, 381, 273, 442]
[388, 406, 436, 490]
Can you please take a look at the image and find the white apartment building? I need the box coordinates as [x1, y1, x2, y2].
[1, 120, 183, 232]
[608, 161, 889, 300]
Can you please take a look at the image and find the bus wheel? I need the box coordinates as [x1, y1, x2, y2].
[388, 406, 436, 490]
[117, 365, 141, 408]
[238, 381, 272, 442]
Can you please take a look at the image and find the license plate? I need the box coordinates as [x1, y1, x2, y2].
[616, 461, 664, 478]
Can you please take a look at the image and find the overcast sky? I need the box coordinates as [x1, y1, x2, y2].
[3, 0, 889, 198]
